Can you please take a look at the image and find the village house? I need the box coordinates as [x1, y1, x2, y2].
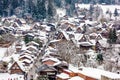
[9, 61, 25, 74]
[37, 64, 57, 80]
[42, 57, 60, 66]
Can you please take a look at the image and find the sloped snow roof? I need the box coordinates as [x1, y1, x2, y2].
[21, 59, 32, 64]
[56, 73, 70, 79]
[18, 24, 31, 31]
[69, 64, 79, 73]
[78, 67, 120, 79]
[98, 39, 109, 48]
[42, 57, 60, 63]
[19, 54, 34, 61]
[26, 45, 38, 51]
[19, 19, 26, 24]
[78, 41, 93, 46]
[89, 33, 98, 37]
[27, 41, 39, 46]
[61, 30, 70, 40]
[69, 76, 84, 80]
[74, 33, 83, 41]
[8, 61, 25, 72]
[90, 40, 96, 45]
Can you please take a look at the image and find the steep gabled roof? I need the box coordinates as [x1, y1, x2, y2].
[37, 64, 57, 73]
[9, 61, 25, 72]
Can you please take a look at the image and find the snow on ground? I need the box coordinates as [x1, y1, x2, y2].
[0, 48, 7, 60]
[0, 73, 24, 80]
[69, 76, 84, 80]
[56, 73, 70, 79]
[56, 8, 66, 17]
[78, 4, 120, 14]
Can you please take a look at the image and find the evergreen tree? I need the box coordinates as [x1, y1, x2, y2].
[108, 28, 113, 44]
[33, 0, 46, 20]
[54, 0, 61, 7]
[96, 53, 103, 64]
[0, 0, 4, 16]
[112, 28, 117, 43]
[114, 8, 119, 17]
[89, 4, 94, 16]
[47, 0, 56, 20]
[65, 0, 76, 17]
[108, 28, 117, 44]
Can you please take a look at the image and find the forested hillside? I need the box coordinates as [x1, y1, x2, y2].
[0, 0, 117, 20]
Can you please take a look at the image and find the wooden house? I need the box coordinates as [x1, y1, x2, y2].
[26, 41, 39, 48]
[0, 61, 8, 73]
[37, 64, 57, 80]
[76, 27, 83, 33]
[78, 34, 88, 42]
[89, 33, 98, 40]
[14, 19, 26, 25]
[66, 27, 73, 31]
[2, 18, 11, 26]
[95, 40, 109, 52]
[42, 57, 60, 66]
[54, 61, 68, 73]
[11, 22, 20, 28]
[32, 22, 41, 29]
[9, 61, 25, 74]
[56, 31, 70, 41]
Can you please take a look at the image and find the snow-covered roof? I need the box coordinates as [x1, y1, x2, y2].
[78, 67, 120, 79]
[18, 24, 31, 31]
[21, 59, 32, 64]
[42, 57, 60, 63]
[74, 33, 83, 41]
[27, 41, 39, 46]
[11, 22, 20, 27]
[89, 32, 98, 37]
[26, 45, 38, 51]
[85, 20, 97, 26]
[56, 73, 70, 79]
[19, 19, 26, 24]
[19, 54, 34, 61]
[8, 61, 25, 72]
[69, 76, 84, 80]
[98, 39, 109, 48]
[90, 40, 96, 45]
[49, 39, 61, 43]
[69, 64, 79, 73]
[61, 30, 70, 40]
[78, 41, 93, 46]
